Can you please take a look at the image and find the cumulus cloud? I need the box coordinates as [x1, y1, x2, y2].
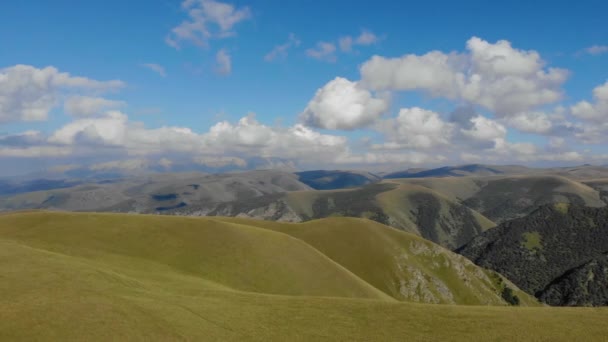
[360, 37, 568, 116]
[203, 114, 349, 162]
[374, 107, 452, 149]
[141, 63, 167, 77]
[264, 33, 301, 62]
[64, 96, 125, 117]
[502, 111, 553, 134]
[0, 65, 124, 123]
[166, 0, 251, 49]
[300, 77, 390, 130]
[215, 49, 232, 75]
[570, 80, 608, 122]
[460, 115, 507, 143]
[49, 111, 130, 146]
[306, 42, 337, 62]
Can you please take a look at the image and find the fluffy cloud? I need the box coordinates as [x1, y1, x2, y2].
[374, 107, 452, 149]
[166, 0, 251, 49]
[203, 114, 349, 162]
[64, 96, 125, 117]
[461, 115, 506, 140]
[502, 111, 553, 134]
[49, 111, 129, 146]
[264, 34, 300, 62]
[339, 30, 378, 52]
[570, 81, 608, 122]
[215, 49, 232, 75]
[0, 65, 124, 123]
[141, 63, 167, 77]
[306, 42, 337, 62]
[360, 37, 568, 116]
[300, 77, 389, 130]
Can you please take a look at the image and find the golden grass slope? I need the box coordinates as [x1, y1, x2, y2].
[1, 211, 607, 341]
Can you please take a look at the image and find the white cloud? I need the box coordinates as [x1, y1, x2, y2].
[64, 96, 125, 117]
[215, 49, 232, 75]
[583, 45, 608, 56]
[141, 63, 167, 77]
[306, 42, 337, 62]
[264, 33, 300, 62]
[460, 115, 507, 142]
[0, 65, 124, 123]
[503, 111, 553, 134]
[166, 0, 251, 49]
[300, 77, 390, 130]
[49, 110, 129, 146]
[360, 37, 568, 116]
[339, 29, 379, 52]
[374, 107, 452, 149]
[356, 30, 378, 45]
[193, 155, 246, 167]
[570, 81, 608, 122]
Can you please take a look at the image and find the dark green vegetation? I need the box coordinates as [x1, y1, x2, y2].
[458, 204, 608, 306]
[540, 253, 608, 306]
[295, 170, 380, 190]
[4, 211, 608, 341]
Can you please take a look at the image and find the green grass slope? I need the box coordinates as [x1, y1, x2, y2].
[224, 216, 534, 305]
[395, 175, 605, 223]
[282, 182, 495, 249]
[1, 212, 607, 341]
[0, 211, 388, 300]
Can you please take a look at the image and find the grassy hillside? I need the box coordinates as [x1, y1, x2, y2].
[1, 212, 607, 341]
[395, 175, 605, 223]
[458, 204, 608, 306]
[224, 216, 532, 305]
[280, 182, 496, 249]
[0, 211, 387, 300]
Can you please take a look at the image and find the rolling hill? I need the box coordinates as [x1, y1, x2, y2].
[295, 170, 380, 190]
[171, 182, 496, 249]
[394, 175, 605, 223]
[0, 170, 311, 213]
[458, 203, 608, 306]
[1, 211, 607, 341]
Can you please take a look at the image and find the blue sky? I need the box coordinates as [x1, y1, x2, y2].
[0, 0, 607, 176]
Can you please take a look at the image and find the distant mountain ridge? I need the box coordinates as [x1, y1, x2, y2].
[295, 170, 380, 190]
[383, 164, 531, 179]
